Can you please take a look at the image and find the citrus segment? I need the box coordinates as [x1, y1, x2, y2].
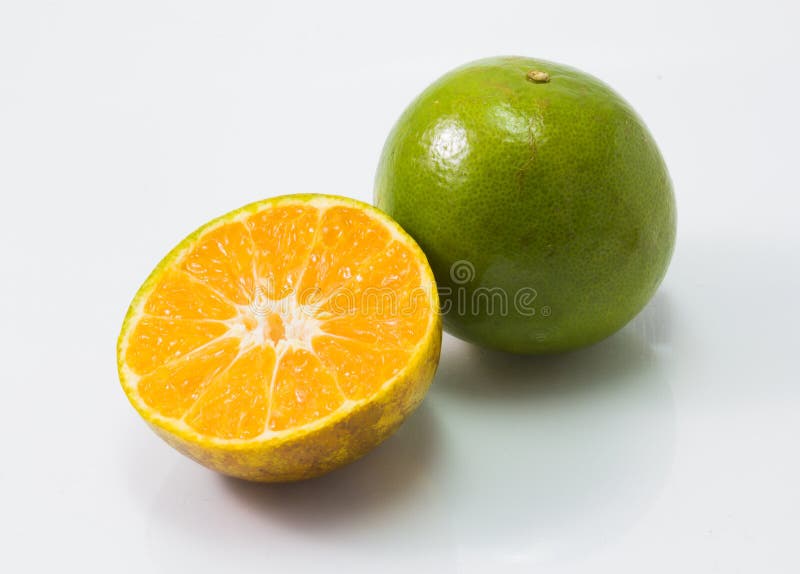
[183, 345, 275, 440]
[181, 221, 256, 306]
[138, 337, 241, 418]
[312, 336, 410, 401]
[267, 348, 345, 431]
[246, 204, 318, 300]
[143, 271, 237, 320]
[298, 206, 393, 304]
[117, 195, 441, 481]
[126, 317, 228, 375]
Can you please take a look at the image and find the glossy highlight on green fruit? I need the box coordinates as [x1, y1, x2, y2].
[375, 56, 676, 354]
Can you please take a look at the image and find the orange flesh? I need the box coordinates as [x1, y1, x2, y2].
[124, 203, 432, 440]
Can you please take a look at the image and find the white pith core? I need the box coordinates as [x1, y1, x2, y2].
[228, 286, 323, 355]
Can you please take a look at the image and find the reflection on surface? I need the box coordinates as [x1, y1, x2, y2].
[143, 294, 676, 574]
[433, 293, 676, 569]
[427, 118, 469, 173]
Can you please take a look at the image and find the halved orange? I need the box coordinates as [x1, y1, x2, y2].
[117, 195, 441, 481]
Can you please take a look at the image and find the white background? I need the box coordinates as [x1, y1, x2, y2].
[1, 1, 799, 572]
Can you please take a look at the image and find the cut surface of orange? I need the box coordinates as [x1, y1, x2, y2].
[117, 195, 441, 481]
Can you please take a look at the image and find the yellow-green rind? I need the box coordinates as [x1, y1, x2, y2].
[117, 194, 442, 482]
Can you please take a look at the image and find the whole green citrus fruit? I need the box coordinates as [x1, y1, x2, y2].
[375, 56, 676, 354]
